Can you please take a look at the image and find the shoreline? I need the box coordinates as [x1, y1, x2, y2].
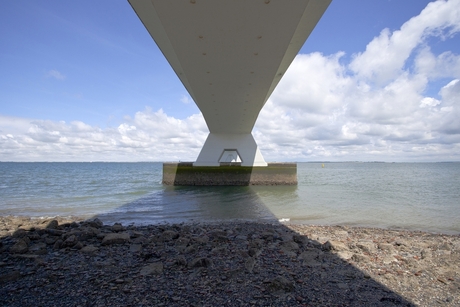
[1, 215, 459, 306]
[1, 214, 458, 236]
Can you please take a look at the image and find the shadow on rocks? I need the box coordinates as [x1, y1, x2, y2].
[0, 215, 420, 306]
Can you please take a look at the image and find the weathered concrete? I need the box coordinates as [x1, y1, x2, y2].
[163, 162, 297, 186]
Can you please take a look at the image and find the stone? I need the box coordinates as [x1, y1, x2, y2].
[281, 241, 300, 252]
[421, 249, 432, 259]
[174, 256, 187, 266]
[10, 239, 28, 254]
[175, 236, 190, 247]
[29, 242, 47, 255]
[86, 218, 104, 228]
[45, 229, 64, 236]
[439, 242, 451, 251]
[322, 240, 348, 252]
[129, 244, 142, 253]
[112, 223, 125, 232]
[352, 253, 369, 263]
[267, 276, 295, 293]
[298, 249, 321, 266]
[46, 220, 59, 229]
[211, 246, 226, 254]
[189, 257, 213, 268]
[356, 242, 376, 253]
[73, 241, 84, 249]
[80, 245, 99, 254]
[101, 233, 130, 245]
[184, 245, 197, 254]
[53, 239, 63, 249]
[12, 229, 27, 238]
[248, 247, 262, 258]
[161, 230, 179, 241]
[245, 257, 256, 273]
[293, 234, 308, 245]
[63, 235, 78, 247]
[337, 251, 354, 260]
[378, 243, 394, 252]
[0, 270, 21, 283]
[140, 262, 164, 276]
[382, 255, 396, 265]
[193, 235, 209, 244]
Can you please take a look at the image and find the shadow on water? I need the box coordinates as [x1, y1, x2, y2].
[0, 186, 417, 306]
[95, 185, 289, 225]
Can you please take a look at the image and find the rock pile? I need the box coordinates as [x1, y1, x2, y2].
[0, 216, 459, 306]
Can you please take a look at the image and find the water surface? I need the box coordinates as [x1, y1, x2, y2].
[0, 162, 458, 234]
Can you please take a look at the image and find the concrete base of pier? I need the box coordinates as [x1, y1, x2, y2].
[163, 162, 297, 186]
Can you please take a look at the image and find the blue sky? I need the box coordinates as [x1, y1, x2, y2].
[1, 0, 459, 162]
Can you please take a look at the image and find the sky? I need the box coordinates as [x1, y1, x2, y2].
[1, 0, 459, 162]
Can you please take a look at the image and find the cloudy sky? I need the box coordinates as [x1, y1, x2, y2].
[1, 0, 459, 162]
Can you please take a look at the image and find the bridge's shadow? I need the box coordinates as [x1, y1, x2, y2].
[0, 186, 416, 306]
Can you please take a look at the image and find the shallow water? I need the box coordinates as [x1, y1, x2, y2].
[0, 162, 459, 234]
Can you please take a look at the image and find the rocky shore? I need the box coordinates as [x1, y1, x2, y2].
[0, 216, 458, 306]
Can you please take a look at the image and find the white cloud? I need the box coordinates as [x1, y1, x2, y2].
[46, 69, 66, 80]
[349, 0, 460, 85]
[1, 0, 460, 162]
[253, 0, 460, 162]
[0, 108, 208, 162]
[180, 94, 192, 104]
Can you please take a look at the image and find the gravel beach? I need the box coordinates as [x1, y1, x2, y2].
[0, 216, 459, 306]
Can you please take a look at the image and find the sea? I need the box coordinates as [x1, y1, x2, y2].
[0, 162, 459, 234]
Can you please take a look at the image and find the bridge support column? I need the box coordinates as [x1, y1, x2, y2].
[193, 133, 267, 167]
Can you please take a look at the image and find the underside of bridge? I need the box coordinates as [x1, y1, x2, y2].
[128, 0, 331, 184]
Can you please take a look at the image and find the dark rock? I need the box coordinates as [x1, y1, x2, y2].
[323, 240, 348, 251]
[46, 220, 59, 229]
[0, 270, 21, 283]
[73, 241, 84, 249]
[161, 230, 179, 241]
[86, 218, 104, 228]
[101, 233, 130, 245]
[189, 257, 213, 268]
[140, 262, 164, 276]
[63, 235, 78, 247]
[293, 234, 307, 245]
[10, 239, 28, 254]
[45, 229, 64, 236]
[27, 232, 41, 240]
[174, 256, 187, 266]
[112, 223, 125, 232]
[53, 239, 63, 249]
[69, 222, 79, 228]
[245, 257, 256, 273]
[12, 229, 27, 238]
[248, 248, 262, 258]
[267, 276, 295, 293]
[29, 242, 47, 255]
[193, 235, 209, 245]
[129, 244, 142, 253]
[80, 245, 99, 254]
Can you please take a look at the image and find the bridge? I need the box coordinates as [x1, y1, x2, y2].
[128, 0, 331, 184]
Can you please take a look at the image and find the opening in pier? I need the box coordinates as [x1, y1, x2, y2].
[219, 149, 242, 163]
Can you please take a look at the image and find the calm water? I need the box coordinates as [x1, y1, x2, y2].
[0, 162, 459, 234]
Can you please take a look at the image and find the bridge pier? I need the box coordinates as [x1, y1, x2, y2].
[163, 162, 297, 186]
